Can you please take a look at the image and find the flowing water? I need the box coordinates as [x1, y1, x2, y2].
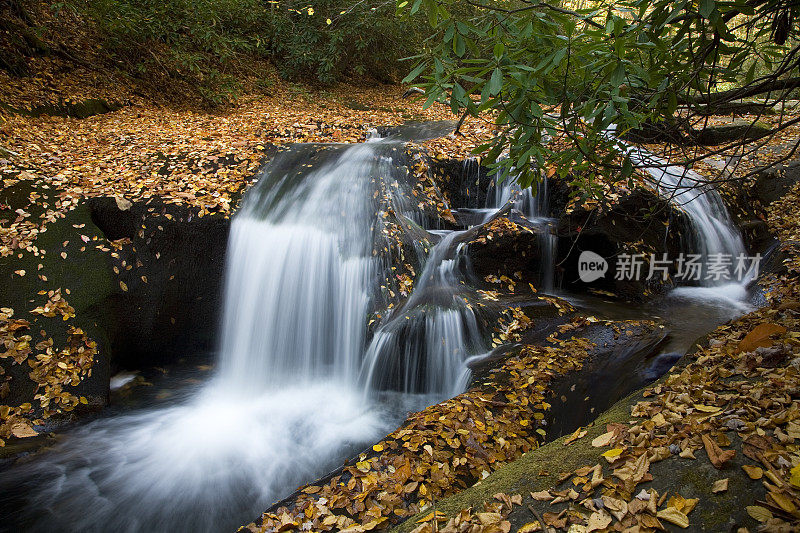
[611, 128, 753, 289]
[0, 130, 757, 532]
[360, 230, 486, 395]
[0, 141, 446, 532]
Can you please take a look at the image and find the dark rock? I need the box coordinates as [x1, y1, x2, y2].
[692, 119, 772, 145]
[625, 118, 772, 146]
[428, 157, 493, 210]
[557, 189, 694, 300]
[0, 98, 122, 119]
[465, 213, 556, 290]
[749, 158, 800, 206]
[87, 196, 230, 370]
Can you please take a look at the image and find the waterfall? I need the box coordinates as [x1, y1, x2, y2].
[605, 126, 751, 288]
[360, 231, 486, 395]
[486, 168, 549, 219]
[0, 141, 441, 533]
[616, 136, 754, 309]
[216, 144, 381, 392]
[484, 163, 557, 292]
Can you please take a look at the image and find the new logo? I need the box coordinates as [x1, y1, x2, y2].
[578, 250, 608, 282]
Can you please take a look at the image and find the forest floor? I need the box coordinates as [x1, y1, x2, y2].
[394, 193, 800, 533]
[3, 45, 800, 533]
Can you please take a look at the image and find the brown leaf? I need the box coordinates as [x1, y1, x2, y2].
[10, 422, 38, 438]
[711, 478, 729, 493]
[657, 507, 689, 528]
[737, 323, 787, 353]
[701, 434, 735, 469]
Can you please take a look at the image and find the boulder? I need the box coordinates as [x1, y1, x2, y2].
[87, 196, 230, 369]
[557, 189, 694, 300]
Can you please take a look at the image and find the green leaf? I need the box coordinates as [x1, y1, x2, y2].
[402, 62, 427, 83]
[488, 67, 503, 96]
[621, 154, 633, 178]
[493, 42, 504, 59]
[454, 34, 465, 57]
[699, 0, 715, 19]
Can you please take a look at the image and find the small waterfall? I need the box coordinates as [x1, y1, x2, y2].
[216, 144, 380, 392]
[360, 231, 486, 396]
[0, 141, 443, 533]
[484, 163, 557, 292]
[623, 144, 751, 287]
[604, 125, 751, 291]
[486, 168, 549, 219]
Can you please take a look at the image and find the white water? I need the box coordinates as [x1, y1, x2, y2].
[0, 142, 441, 532]
[361, 231, 486, 395]
[2, 384, 392, 532]
[606, 127, 754, 310]
[216, 144, 380, 391]
[609, 127, 752, 288]
[485, 163, 557, 292]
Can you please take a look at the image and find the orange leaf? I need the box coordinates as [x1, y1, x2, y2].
[737, 323, 787, 353]
[701, 434, 735, 469]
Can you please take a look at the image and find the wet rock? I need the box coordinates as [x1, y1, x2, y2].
[557, 189, 694, 300]
[88, 196, 230, 370]
[465, 212, 556, 290]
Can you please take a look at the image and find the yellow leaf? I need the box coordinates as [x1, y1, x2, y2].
[416, 511, 445, 523]
[120, 281, 128, 291]
[656, 507, 689, 528]
[372, 444, 384, 452]
[769, 492, 797, 514]
[790, 465, 800, 488]
[746, 506, 773, 522]
[563, 427, 587, 445]
[602, 448, 624, 458]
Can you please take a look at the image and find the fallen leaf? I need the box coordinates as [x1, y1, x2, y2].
[115, 196, 133, 211]
[586, 510, 612, 532]
[711, 478, 728, 493]
[657, 507, 689, 528]
[738, 323, 787, 353]
[530, 490, 552, 501]
[746, 505, 773, 522]
[701, 434, 735, 468]
[563, 427, 587, 445]
[591, 431, 615, 447]
[742, 465, 763, 479]
[10, 423, 38, 438]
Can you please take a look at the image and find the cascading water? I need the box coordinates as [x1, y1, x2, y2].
[361, 230, 486, 395]
[216, 143, 381, 391]
[617, 135, 754, 310]
[0, 122, 757, 533]
[0, 141, 444, 533]
[484, 162, 557, 292]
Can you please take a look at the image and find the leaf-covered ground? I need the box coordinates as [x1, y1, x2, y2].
[389, 180, 800, 533]
[0, 84, 503, 447]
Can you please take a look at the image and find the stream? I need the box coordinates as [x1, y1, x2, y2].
[0, 128, 759, 532]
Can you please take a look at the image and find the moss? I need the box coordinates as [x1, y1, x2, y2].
[393, 395, 635, 532]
